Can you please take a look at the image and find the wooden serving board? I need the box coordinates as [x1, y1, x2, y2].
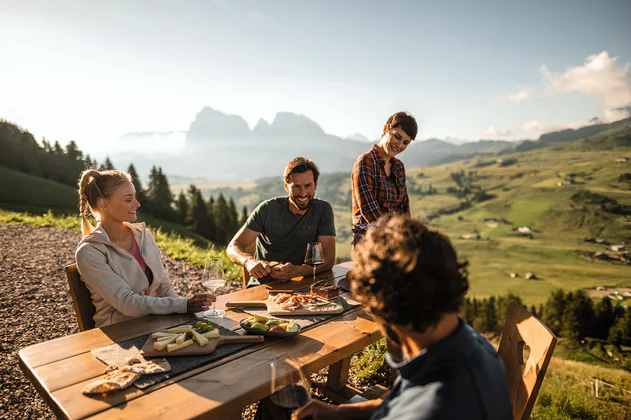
[140, 335, 264, 357]
[225, 297, 344, 316]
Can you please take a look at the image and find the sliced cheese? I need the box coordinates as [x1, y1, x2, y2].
[154, 340, 170, 351]
[167, 325, 193, 333]
[201, 329, 220, 339]
[156, 335, 178, 346]
[191, 330, 209, 346]
[167, 339, 194, 352]
[175, 332, 187, 344]
[152, 332, 177, 339]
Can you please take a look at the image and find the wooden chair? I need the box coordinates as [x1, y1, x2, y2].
[498, 303, 557, 420]
[240, 241, 257, 289]
[65, 263, 96, 331]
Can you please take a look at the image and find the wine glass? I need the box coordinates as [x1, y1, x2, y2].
[201, 258, 226, 318]
[269, 358, 311, 413]
[304, 242, 324, 281]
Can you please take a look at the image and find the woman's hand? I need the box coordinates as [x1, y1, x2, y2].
[186, 293, 217, 313]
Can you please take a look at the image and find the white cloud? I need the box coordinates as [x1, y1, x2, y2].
[500, 87, 534, 104]
[541, 51, 631, 122]
[483, 126, 513, 138]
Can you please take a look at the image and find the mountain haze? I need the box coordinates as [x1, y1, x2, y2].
[108, 107, 631, 182]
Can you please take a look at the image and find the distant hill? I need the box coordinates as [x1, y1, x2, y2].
[559, 119, 631, 151]
[516, 117, 631, 152]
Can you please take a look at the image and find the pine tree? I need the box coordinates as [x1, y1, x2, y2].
[537, 304, 545, 320]
[593, 297, 615, 340]
[473, 297, 498, 333]
[543, 289, 567, 335]
[208, 196, 215, 216]
[175, 190, 189, 225]
[608, 308, 631, 346]
[101, 156, 115, 170]
[190, 188, 215, 240]
[214, 193, 231, 245]
[239, 206, 249, 227]
[84, 155, 94, 169]
[228, 197, 238, 233]
[145, 166, 175, 220]
[562, 290, 594, 342]
[530, 305, 537, 317]
[127, 164, 146, 206]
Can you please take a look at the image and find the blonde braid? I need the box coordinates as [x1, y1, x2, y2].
[78, 169, 100, 236]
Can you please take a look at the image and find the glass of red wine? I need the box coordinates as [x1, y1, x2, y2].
[269, 358, 311, 413]
[304, 242, 324, 282]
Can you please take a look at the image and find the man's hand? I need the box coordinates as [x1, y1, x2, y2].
[270, 262, 303, 281]
[246, 258, 272, 279]
[292, 399, 339, 420]
[186, 293, 216, 313]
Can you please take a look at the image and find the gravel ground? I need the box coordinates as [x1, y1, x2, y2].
[0, 222, 363, 420]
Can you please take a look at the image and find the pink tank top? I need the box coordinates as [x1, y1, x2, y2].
[125, 227, 153, 291]
[128, 232, 147, 273]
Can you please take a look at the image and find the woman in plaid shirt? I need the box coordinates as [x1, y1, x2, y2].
[351, 112, 418, 246]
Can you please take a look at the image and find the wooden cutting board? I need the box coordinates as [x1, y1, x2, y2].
[140, 335, 264, 357]
[225, 296, 344, 316]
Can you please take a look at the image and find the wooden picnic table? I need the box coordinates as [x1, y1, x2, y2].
[19, 262, 383, 419]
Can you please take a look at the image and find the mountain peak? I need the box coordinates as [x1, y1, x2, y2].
[187, 107, 250, 141]
[268, 112, 326, 137]
[345, 132, 370, 142]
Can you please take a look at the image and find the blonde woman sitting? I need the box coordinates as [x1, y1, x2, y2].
[75, 169, 216, 328]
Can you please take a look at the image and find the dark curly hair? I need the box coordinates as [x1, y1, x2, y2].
[350, 215, 469, 334]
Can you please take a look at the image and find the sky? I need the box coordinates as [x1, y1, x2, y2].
[1, 0, 630, 154]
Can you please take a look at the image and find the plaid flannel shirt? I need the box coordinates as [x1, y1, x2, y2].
[351, 144, 410, 244]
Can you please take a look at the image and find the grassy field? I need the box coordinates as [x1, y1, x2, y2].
[332, 149, 631, 304]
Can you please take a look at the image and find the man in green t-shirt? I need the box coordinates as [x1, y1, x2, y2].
[227, 157, 336, 287]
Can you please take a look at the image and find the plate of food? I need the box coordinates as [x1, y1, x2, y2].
[140, 320, 264, 356]
[240, 315, 301, 338]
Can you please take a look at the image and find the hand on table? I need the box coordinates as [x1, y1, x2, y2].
[187, 293, 216, 313]
[292, 399, 339, 420]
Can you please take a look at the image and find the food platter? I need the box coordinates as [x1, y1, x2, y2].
[239, 315, 302, 338]
[140, 321, 264, 357]
[225, 293, 344, 316]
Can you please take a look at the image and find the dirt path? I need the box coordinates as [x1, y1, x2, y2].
[0, 222, 240, 419]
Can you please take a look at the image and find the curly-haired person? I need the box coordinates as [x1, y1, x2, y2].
[293, 215, 513, 420]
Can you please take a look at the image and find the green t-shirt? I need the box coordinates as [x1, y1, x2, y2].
[245, 196, 336, 286]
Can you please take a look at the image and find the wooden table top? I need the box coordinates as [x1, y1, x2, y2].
[19, 262, 383, 419]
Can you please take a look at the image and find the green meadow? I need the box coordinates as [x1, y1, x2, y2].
[334, 148, 631, 304]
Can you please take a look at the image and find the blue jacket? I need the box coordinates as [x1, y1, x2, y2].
[371, 320, 513, 420]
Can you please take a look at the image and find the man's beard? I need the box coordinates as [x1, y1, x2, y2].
[291, 194, 313, 211]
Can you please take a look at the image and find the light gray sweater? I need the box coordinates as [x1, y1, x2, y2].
[75, 222, 188, 328]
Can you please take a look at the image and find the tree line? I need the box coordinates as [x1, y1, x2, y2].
[463, 289, 631, 346]
[0, 119, 246, 245]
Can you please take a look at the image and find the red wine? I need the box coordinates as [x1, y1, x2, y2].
[269, 384, 310, 409]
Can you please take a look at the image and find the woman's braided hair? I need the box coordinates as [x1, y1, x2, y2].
[78, 169, 131, 235]
[349, 215, 469, 333]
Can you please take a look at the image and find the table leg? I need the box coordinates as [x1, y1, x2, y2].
[326, 355, 352, 391]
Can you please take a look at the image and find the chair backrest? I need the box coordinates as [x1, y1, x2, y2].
[65, 263, 96, 331]
[498, 303, 557, 420]
[241, 241, 257, 289]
